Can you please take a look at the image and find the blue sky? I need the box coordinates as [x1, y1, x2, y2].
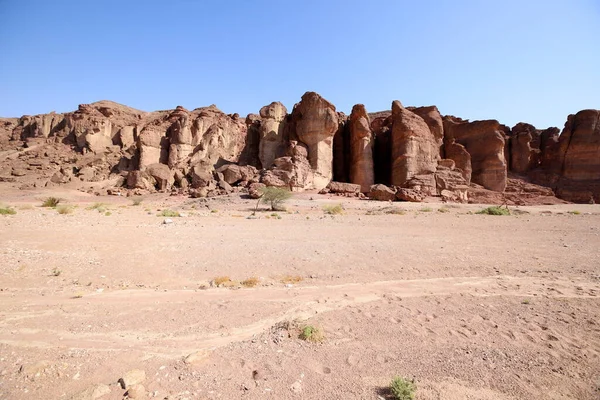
[0, 0, 598, 129]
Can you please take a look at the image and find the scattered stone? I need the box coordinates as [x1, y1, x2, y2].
[119, 369, 146, 389]
[184, 350, 210, 365]
[70, 384, 111, 400]
[125, 384, 146, 399]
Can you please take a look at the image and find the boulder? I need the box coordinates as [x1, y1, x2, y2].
[190, 165, 213, 188]
[217, 164, 257, 185]
[126, 171, 153, 190]
[368, 184, 396, 201]
[146, 163, 174, 190]
[395, 188, 425, 202]
[292, 92, 338, 190]
[248, 182, 266, 199]
[326, 181, 361, 194]
[348, 104, 374, 193]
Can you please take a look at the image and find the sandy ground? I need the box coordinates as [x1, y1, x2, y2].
[0, 188, 599, 399]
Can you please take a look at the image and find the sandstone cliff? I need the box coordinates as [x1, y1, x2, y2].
[0, 93, 598, 204]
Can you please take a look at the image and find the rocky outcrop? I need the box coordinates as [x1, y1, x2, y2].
[2, 95, 599, 204]
[348, 104, 374, 193]
[390, 101, 440, 193]
[443, 116, 507, 192]
[258, 102, 288, 169]
[544, 110, 600, 202]
[291, 92, 338, 190]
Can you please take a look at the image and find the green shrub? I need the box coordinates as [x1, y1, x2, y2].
[299, 325, 324, 343]
[437, 207, 450, 213]
[323, 204, 344, 215]
[476, 206, 510, 216]
[390, 376, 416, 400]
[260, 187, 292, 211]
[568, 210, 581, 215]
[0, 206, 16, 215]
[419, 207, 433, 212]
[160, 209, 180, 217]
[42, 197, 61, 208]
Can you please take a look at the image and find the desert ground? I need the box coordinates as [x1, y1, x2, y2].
[0, 189, 599, 400]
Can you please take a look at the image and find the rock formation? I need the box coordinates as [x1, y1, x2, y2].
[348, 104, 374, 193]
[443, 117, 507, 192]
[258, 102, 288, 169]
[291, 92, 338, 190]
[390, 101, 440, 194]
[0, 92, 598, 204]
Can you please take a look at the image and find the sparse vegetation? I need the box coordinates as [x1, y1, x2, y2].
[241, 277, 260, 288]
[104, 211, 112, 216]
[88, 203, 107, 213]
[213, 276, 232, 286]
[389, 376, 416, 400]
[437, 207, 450, 213]
[72, 292, 84, 299]
[521, 298, 531, 305]
[270, 212, 282, 219]
[299, 325, 324, 343]
[259, 187, 292, 211]
[0, 206, 16, 215]
[568, 210, 581, 215]
[366, 207, 406, 215]
[419, 207, 433, 212]
[211, 209, 219, 213]
[51, 268, 62, 276]
[323, 204, 344, 215]
[160, 209, 180, 217]
[131, 197, 143, 206]
[42, 197, 61, 208]
[56, 205, 74, 215]
[281, 275, 303, 284]
[476, 206, 510, 216]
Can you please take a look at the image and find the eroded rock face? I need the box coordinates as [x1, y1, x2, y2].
[550, 110, 600, 202]
[509, 123, 540, 174]
[390, 101, 440, 191]
[258, 102, 288, 169]
[292, 92, 338, 190]
[444, 138, 472, 183]
[348, 104, 374, 193]
[443, 116, 507, 192]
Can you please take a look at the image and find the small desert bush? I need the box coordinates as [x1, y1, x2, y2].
[476, 206, 510, 216]
[56, 205, 74, 215]
[0, 206, 16, 215]
[419, 207, 433, 212]
[213, 276, 232, 286]
[437, 207, 450, 213]
[270, 213, 282, 219]
[131, 197, 143, 206]
[51, 268, 62, 277]
[390, 376, 416, 400]
[241, 277, 260, 288]
[88, 203, 107, 213]
[260, 187, 292, 211]
[299, 325, 324, 343]
[568, 210, 581, 215]
[323, 204, 344, 215]
[281, 275, 303, 284]
[160, 209, 180, 217]
[42, 197, 61, 208]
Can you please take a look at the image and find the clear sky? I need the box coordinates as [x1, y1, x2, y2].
[0, 0, 598, 129]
